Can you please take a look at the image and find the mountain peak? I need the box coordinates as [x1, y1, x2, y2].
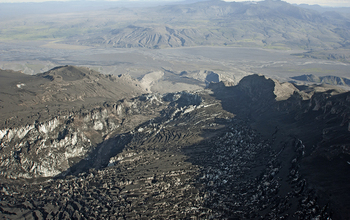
[237, 74, 298, 101]
[39, 65, 98, 82]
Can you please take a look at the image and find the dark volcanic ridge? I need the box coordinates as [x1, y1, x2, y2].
[1, 69, 350, 219]
[0, 66, 145, 129]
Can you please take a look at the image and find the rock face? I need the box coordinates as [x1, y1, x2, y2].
[0, 108, 111, 178]
[1, 72, 350, 219]
[0, 91, 202, 179]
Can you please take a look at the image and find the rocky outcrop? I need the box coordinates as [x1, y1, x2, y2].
[162, 91, 202, 107]
[237, 74, 300, 102]
[0, 108, 118, 178]
[0, 91, 203, 179]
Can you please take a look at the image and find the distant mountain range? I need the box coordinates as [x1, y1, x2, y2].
[1, 0, 350, 51]
[69, 0, 350, 50]
[290, 74, 350, 86]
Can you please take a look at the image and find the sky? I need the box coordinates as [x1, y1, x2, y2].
[0, 0, 349, 7]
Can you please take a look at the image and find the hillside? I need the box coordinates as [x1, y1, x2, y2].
[1, 70, 350, 219]
[0, 66, 145, 129]
[74, 0, 349, 50]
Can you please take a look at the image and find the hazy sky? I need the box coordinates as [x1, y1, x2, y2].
[231, 0, 350, 7]
[0, 0, 349, 7]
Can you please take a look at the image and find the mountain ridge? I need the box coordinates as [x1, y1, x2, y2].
[0, 66, 145, 129]
[2, 0, 349, 51]
[53, 0, 350, 50]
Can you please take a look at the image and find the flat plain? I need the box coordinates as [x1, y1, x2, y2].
[1, 40, 350, 93]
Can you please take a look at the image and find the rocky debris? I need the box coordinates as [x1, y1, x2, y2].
[211, 74, 350, 219]
[162, 91, 202, 107]
[0, 91, 204, 179]
[0, 103, 331, 219]
[1, 73, 350, 218]
[183, 121, 331, 219]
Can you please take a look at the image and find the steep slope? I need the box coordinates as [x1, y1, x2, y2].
[0, 66, 145, 129]
[0, 84, 334, 219]
[0, 65, 147, 178]
[1, 73, 350, 219]
[211, 74, 350, 219]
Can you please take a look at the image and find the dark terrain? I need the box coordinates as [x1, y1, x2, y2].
[0, 66, 145, 129]
[1, 0, 350, 219]
[0, 67, 350, 219]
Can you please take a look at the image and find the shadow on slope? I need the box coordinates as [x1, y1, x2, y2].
[181, 116, 332, 219]
[208, 74, 350, 219]
[57, 133, 134, 178]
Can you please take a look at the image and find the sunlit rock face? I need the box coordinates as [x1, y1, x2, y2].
[0, 108, 118, 178]
[0, 90, 203, 179]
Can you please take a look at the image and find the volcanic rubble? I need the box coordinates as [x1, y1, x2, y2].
[0, 87, 334, 219]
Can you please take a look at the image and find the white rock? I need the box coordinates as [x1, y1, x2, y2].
[93, 121, 104, 131]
